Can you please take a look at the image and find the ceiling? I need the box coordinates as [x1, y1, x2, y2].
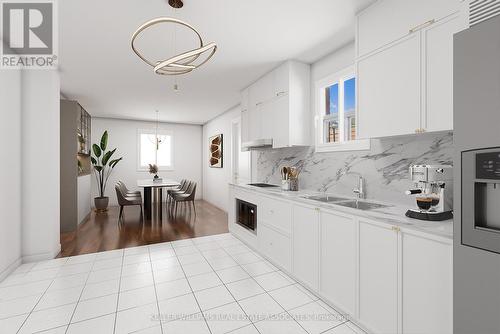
[59, 0, 374, 124]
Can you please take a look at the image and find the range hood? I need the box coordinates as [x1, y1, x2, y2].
[241, 138, 273, 150]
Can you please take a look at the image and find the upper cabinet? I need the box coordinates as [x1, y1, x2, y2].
[241, 60, 310, 149]
[357, 34, 422, 138]
[356, 0, 461, 58]
[356, 0, 467, 139]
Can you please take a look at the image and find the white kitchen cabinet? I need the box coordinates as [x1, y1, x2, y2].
[423, 13, 463, 132]
[241, 89, 249, 112]
[274, 62, 290, 97]
[259, 224, 291, 272]
[241, 110, 250, 144]
[358, 220, 399, 334]
[292, 204, 319, 291]
[320, 211, 357, 317]
[401, 231, 453, 334]
[260, 196, 292, 235]
[357, 0, 460, 57]
[357, 34, 422, 138]
[249, 72, 274, 108]
[241, 60, 310, 149]
[229, 186, 453, 334]
[356, 1, 465, 138]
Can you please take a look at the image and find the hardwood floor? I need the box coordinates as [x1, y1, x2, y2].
[59, 200, 228, 257]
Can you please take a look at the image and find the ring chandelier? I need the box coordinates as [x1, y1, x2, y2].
[131, 1, 217, 76]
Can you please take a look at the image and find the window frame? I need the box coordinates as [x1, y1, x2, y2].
[314, 66, 370, 153]
[137, 128, 174, 172]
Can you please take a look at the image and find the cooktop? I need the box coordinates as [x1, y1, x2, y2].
[247, 183, 279, 188]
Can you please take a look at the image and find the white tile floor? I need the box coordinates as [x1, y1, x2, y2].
[0, 233, 366, 334]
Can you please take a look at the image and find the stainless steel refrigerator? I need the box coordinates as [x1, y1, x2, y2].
[454, 14, 500, 334]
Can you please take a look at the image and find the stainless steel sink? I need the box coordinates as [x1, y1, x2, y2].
[334, 200, 390, 210]
[302, 195, 350, 203]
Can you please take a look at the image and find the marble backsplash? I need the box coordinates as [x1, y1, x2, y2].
[254, 132, 454, 207]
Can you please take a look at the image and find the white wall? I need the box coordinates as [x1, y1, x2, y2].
[0, 62, 22, 279]
[202, 106, 242, 212]
[77, 175, 91, 224]
[91, 118, 203, 206]
[21, 70, 61, 263]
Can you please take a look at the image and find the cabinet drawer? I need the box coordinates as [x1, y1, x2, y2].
[260, 197, 292, 234]
[259, 224, 291, 272]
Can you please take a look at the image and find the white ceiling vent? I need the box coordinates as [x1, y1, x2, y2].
[469, 0, 500, 26]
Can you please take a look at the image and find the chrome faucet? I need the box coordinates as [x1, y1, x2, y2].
[353, 175, 365, 199]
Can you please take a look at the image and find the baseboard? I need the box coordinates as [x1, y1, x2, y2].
[22, 243, 61, 263]
[0, 257, 22, 282]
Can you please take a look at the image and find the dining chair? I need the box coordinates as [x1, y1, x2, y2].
[166, 179, 187, 205]
[117, 181, 142, 197]
[171, 181, 197, 217]
[167, 179, 189, 206]
[115, 184, 143, 223]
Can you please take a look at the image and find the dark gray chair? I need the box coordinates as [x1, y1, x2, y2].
[166, 179, 187, 205]
[171, 181, 197, 217]
[117, 181, 141, 197]
[115, 184, 143, 223]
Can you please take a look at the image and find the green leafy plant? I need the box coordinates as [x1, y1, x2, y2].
[91, 131, 123, 198]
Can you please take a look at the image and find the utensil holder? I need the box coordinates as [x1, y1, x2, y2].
[289, 178, 299, 191]
[281, 180, 290, 191]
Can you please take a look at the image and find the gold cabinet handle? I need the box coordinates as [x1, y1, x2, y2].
[409, 19, 435, 33]
[391, 226, 400, 232]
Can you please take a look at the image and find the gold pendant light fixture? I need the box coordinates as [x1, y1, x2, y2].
[131, 0, 217, 76]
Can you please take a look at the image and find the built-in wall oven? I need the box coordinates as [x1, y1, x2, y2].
[236, 199, 257, 232]
[462, 148, 500, 254]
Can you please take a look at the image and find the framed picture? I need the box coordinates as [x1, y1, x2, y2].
[209, 134, 223, 168]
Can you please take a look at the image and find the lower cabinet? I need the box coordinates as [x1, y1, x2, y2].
[259, 224, 291, 272]
[358, 220, 399, 334]
[401, 231, 453, 334]
[292, 204, 319, 291]
[320, 211, 357, 317]
[230, 190, 453, 334]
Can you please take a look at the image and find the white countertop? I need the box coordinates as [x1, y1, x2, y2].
[230, 183, 453, 240]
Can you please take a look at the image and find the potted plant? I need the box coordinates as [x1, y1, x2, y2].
[149, 164, 160, 181]
[91, 131, 122, 211]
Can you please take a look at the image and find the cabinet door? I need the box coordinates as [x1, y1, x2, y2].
[357, 0, 460, 57]
[357, 33, 421, 138]
[241, 109, 250, 144]
[320, 211, 356, 317]
[359, 221, 398, 334]
[423, 14, 464, 132]
[248, 103, 262, 142]
[402, 233, 453, 334]
[268, 95, 289, 148]
[274, 62, 290, 97]
[250, 73, 274, 107]
[292, 205, 319, 291]
[241, 89, 249, 112]
[259, 224, 291, 272]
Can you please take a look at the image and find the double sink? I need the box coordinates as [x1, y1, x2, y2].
[301, 195, 390, 211]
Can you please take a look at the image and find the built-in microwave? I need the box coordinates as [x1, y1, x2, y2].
[236, 199, 257, 233]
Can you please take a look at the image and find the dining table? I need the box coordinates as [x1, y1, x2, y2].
[137, 179, 180, 220]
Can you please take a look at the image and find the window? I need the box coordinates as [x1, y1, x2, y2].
[316, 66, 370, 152]
[137, 129, 173, 170]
